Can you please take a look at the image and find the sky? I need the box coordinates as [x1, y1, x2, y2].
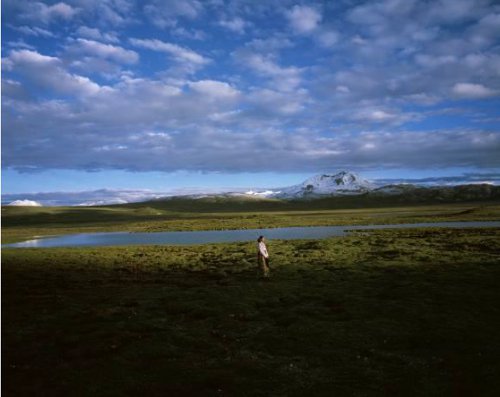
[2, 0, 500, 204]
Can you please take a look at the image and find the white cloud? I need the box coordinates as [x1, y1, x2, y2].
[348, 0, 416, 26]
[245, 36, 294, 52]
[468, 12, 500, 49]
[76, 26, 119, 43]
[286, 5, 322, 34]
[3, 49, 52, 68]
[130, 38, 209, 65]
[208, 110, 241, 122]
[234, 50, 302, 91]
[8, 200, 42, 207]
[77, 0, 134, 26]
[7, 40, 36, 50]
[144, 0, 203, 28]
[69, 57, 123, 78]
[3, 189, 169, 206]
[351, 35, 366, 45]
[172, 27, 207, 40]
[3, 0, 500, 177]
[415, 54, 457, 68]
[188, 80, 240, 99]
[247, 89, 305, 115]
[70, 39, 138, 64]
[3, 50, 105, 97]
[427, 0, 481, 24]
[3, 67, 500, 173]
[452, 83, 498, 99]
[10, 24, 55, 37]
[316, 30, 339, 47]
[45, 2, 76, 18]
[23, 2, 79, 24]
[219, 17, 247, 34]
[348, 107, 417, 125]
[368, 110, 398, 121]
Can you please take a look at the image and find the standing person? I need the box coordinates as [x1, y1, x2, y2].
[257, 236, 270, 278]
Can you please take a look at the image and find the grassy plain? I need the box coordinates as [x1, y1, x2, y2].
[2, 201, 500, 243]
[2, 201, 500, 396]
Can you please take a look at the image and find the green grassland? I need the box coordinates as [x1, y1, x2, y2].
[2, 198, 500, 396]
[2, 199, 500, 243]
[3, 227, 500, 396]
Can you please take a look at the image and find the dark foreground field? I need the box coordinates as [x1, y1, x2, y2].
[3, 227, 500, 396]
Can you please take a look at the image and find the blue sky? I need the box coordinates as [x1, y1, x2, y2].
[2, 0, 500, 203]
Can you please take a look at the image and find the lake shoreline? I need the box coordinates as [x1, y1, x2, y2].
[5, 220, 500, 248]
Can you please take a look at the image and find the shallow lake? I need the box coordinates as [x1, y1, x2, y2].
[4, 221, 500, 248]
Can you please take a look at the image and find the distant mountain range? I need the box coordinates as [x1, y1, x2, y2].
[226, 171, 500, 202]
[144, 171, 500, 209]
[4, 171, 500, 207]
[245, 171, 374, 199]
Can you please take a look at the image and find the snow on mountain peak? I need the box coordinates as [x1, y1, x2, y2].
[274, 171, 375, 198]
[7, 199, 43, 207]
[302, 171, 365, 187]
[244, 190, 277, 197]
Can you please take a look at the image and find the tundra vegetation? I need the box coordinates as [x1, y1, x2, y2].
[2, 200, 500, 396]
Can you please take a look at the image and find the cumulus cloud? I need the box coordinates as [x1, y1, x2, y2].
[61, 0, 135, 27]
[218, 17, 248, 34]
[188, 80, 240, 99]
[452, 82, 498, 99]
[3, 74, 499, 174]
[22, 2, 78, 24]
[2, 0, 500, 180]
[2, 190, 168, 207]
[245, 35, 294, 52]
[348, 0, 415, 26]
[68, 38, 139, 64]
[130, 38, 209, 65]
[233, 50, 302, 91]
[246, 88, 306, 115]
[316, 30, 339, 47]
[286, 5, 322, 34]
[348, 107, 419, 126]
[76, 26, 119, 43]
[427, 0, 486, 24]
[144, 0, 203, 28]
[9, 24, 55, 37]
[171, 27, 207, 40]
[7, 40, 36, 50]
[3, 50, 105, 96]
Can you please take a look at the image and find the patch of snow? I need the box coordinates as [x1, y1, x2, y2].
[244, 190, 278, 197]
[76, 198, 129, 206]
[7, 199, 43, 207]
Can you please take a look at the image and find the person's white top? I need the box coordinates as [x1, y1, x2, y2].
[258, 241, 269, 258]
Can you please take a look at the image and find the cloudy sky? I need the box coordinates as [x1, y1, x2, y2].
[2, 0, 500, 202]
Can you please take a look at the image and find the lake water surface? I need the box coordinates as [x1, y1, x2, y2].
[4, 221, 500, 248]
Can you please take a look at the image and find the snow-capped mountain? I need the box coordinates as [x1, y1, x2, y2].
[7, 199, 43, 207]
[272, 171, 375, 199]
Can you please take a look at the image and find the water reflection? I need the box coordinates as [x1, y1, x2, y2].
[3, 221, 500, 248]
